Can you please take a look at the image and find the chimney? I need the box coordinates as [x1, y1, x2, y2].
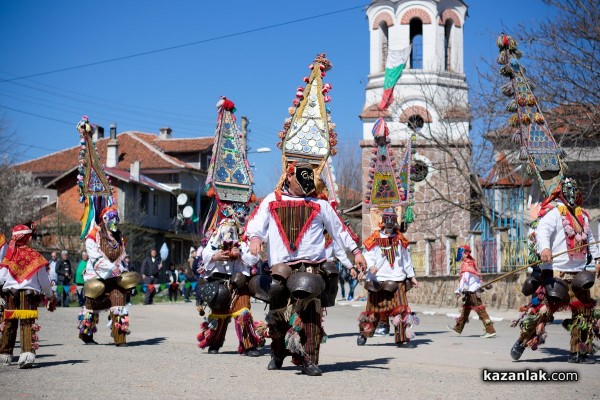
[159, 127, 172, 140]
[93, 126, 104, 141]
[130, 161, 140, 182]
[106, 123, 118, 168]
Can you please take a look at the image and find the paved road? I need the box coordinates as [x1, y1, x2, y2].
[0, 300, 596, 400]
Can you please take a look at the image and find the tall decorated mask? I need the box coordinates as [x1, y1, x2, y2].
[103, 209, 120, 232]
[232, 203, 250, 225]
[561, 178, 580, 208]
[295, 164, 316, 196]
[381, 208, 398, 231]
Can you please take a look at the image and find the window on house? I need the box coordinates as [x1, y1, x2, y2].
[409, 18, 423, 69]
[153, 194, 159, 216]
[407, 114, 425, 132]
[139, 190, 149, 213]
[169, 195, 177, 218]
[201, 151, 212, 171]
[444, 19, 453, 71]
[412, 160, 429, 183]
[380, 22, 389, 72]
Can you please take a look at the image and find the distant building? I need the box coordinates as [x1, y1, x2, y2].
[360, 0, 470, 274]
[16, 125, 213, 268]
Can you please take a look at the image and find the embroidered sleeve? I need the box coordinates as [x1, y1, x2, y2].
[201, 235, 219, 272]
[240, 241, 261, 266]
[85, 237, 119, 280]
[36, 268, 54, 297]
[402, 246, 415, 278]
[322, 200, 359, 253]
[333, 242, 353, 269]
[246, 193, 272, 242]
[535, 207, 559, 254]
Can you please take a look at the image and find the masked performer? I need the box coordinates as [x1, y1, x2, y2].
[357, 208, 419, 347]
[246, 54, 367, 377]
[448, 245, 496, 338]
[195, 97, 264, 355]
[74, 116, 139, 346]
[511, 178, 600, 363]
[0, 224, 57, 368]
[197, 203, 262, 356]
[79, 206, 138, 346]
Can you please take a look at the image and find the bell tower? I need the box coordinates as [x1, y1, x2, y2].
[360, 0, 471, 251]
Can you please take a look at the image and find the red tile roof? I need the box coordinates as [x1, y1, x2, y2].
[482, 153, 531, 188]
[16, 132, 213, 175]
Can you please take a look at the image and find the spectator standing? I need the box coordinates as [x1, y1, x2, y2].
[55, 250, 73, 307]
[48, 251, 59, 300]
[178, 266, 191, 302]
[141, 248, 162, 305]
[166, 263, 179, 303]
[75, 251, 88, 306]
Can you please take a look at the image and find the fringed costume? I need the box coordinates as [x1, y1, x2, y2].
[449, 246, 496, 337]
[196, 97, 262, 356]
[245, 54, 367, 376]
[358, 225, 419, 346]
[510, 182, 600, 363]
[0, 224, 56, 369]
[75, 117, 138, 346]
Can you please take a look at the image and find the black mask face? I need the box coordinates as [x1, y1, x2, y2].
[561, 179, 579, 208]
[295, 166, 316, 196]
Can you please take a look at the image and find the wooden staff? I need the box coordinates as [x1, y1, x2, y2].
[483, 240, 600, 287]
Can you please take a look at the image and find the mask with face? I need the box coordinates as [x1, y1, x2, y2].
[381, 208, 398, 232]
[104, 210, 120, 232]
[561, 178, 580, 208]
[294, 165, 316, 196]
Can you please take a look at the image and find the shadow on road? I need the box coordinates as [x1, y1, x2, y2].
[320, 357, 393, 373]
[327, 332, 361, 339]
[517, 346, 570, 363]
[34, 359, 89, 368]
[124, 337, 167, 347]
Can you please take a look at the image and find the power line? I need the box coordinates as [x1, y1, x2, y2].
[0, 4, 367, 84]
[0, 104, 72, 126]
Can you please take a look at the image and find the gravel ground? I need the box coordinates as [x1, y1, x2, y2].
[0, 300, 597, 400]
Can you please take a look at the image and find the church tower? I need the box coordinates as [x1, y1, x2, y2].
[360, 0, 471, 256]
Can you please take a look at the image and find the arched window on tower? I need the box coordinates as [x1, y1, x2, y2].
[409, 18, 423, 69]
[444, 19, 453, 71]
[380, 22, 389, 72]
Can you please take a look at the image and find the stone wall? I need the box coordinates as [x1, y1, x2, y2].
[406, 271, 600, 310]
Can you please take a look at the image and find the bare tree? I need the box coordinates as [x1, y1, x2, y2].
[332, 142, 363, 209]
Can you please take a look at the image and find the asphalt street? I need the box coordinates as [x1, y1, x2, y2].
[0, 300, 597, 400]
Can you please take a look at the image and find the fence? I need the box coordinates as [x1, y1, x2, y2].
[429, 245, 446, 276]
[411, 250, 426, 274]
[501, 239, 528, 272]
[475, 239, 497, 274]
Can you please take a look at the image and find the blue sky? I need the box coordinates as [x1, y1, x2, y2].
[0, 0, 553, 196]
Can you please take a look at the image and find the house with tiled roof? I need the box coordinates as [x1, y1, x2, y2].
[17, 125, 214, 270]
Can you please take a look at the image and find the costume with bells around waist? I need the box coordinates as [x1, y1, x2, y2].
[74, 116, 139, 346]
[357, 208, 419, 347]
[245, 54, 366, 376]
[510, 179, 600, 364]
[0, 224, 57, 368]
[449, 245, 496, 338]
[357, 114, 419, 347]
[197, 204, 262, 356]
[494, 35, 600, 363]
[195, 97, 263, 356]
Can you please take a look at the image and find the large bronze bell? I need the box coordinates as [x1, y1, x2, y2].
[319, 262, 339, 307]
[382, 280, 399, 293]
[117, 272, 141, 290]
[270, 263, 292, 281]
[286, 272, 326, 300]
[248, 274, 285, 303]
[207, 283, 232, 310]
[521, 276, 541, 296]
[198, 282, 220, 305]
[544, 277, 569, 303]
[84, 278, 106, 299]
[571, 270, 595, 291]
[364, 279, 383, 293]
[229, 272, 247, 290]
